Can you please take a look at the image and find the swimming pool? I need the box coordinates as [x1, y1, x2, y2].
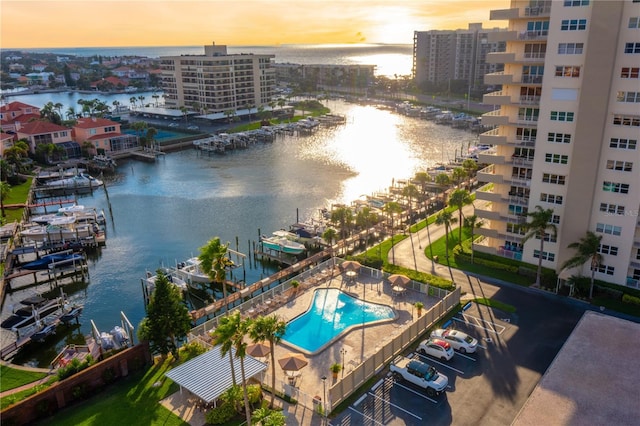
[123, 129, 189, 141]
[281, 288, 396, 354]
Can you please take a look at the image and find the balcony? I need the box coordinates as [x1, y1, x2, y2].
[476, 227, 499, 239]
[482, 109, 510, 126]
[476, 186, 503, 203]
[516, 30, 548, 41]
[510, 155, 534, 166]
[486, 52, 516, 64]
[518, 95, 541, 106]
[497, 247, 523, 261]
[511, 137, 536, 147]
[485, 71, 514, 85]
[478, 148, 506, 165]
[479, 128, 508, 146]
[483, 90, 512, 105]
[476, 208, 501, 221]
[626, 278, 640, 289]
[490, 8, 520, 20]
[505, 176, 531, 188]
[520, 75, 543, 85]
[477, 165, 504, 185]
[508, 194, 530, 206]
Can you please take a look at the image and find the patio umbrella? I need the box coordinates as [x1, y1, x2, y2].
[388, 274, 411, 287]
[278, 353, 308, 374]
[246, 342, 271, 358]
[340, 260, 361, 272]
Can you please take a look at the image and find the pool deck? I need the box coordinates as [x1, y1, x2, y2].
[263, 268, 439, 410]
[162, 267, 442, 425]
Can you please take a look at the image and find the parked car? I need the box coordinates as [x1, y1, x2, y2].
[430, 329, 478, 354]
[168, 122, 179, 128]
[187, 125, 199, 130]
[390, 355, 448, 397]
[417, 338, 454, 360]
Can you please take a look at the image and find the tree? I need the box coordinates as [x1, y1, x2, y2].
[180, 106, 189, 125]
[464, 214, 484, 264]
[434, 173, 451, 205]
[146, 127, 158, 150]
[212, 311, 253, 426]
[131, 121, 148, 147]
[129, 96, 137, 110]
[448, 189, 472, 246]
[252, 407, 286, 426]
[199, 237, 234, 313]
[249, 315, 287, 409]
[435, 210, 457, 262]
[522, 206, 557, 287]
[451, 167, 466, 188]
[562, 231, 602, 299]
[383, 201, 403, 264]
[462, 159, 478, 190]
[137, 270, 192, 359]
[330, 206, 353, 240]
[402, 184, 420, 270]
[0, 181, 11, 219]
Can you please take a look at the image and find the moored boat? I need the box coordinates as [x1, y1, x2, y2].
[21, 252, 84, 270]
[40, 173, 103, 189]
[260, 233, 306, 255]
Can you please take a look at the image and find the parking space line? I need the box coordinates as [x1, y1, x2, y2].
[347, 406, 385, 426]
[386, 377, 438, 404]
[368, 391, 422, 420]
[452, 314, 506, 335]
[371, 378, 384, 392]
[415, 352, 465, 375]
[456, 352, 477, 361]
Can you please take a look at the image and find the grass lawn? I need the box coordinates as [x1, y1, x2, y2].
[2, 177, 32, 224]
[44, 358, 186, 426]
[0, 365, 49, 392]
[471, 298, 517, 313]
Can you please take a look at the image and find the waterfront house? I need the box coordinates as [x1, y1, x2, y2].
[72, 117, 137, 155]
[0, 101, 41, 133]
[15, 120, 78, 158]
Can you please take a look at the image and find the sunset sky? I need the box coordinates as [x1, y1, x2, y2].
[2, 0, 509, 49]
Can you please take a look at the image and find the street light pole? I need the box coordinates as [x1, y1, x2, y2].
[321, 375, 327, 421]
[340, 348, 347, 379]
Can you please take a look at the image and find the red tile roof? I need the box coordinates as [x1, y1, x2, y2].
[0, 101, 39, 113]
[1, 112, 41, 125]
[17, 120, 70, 135]
[86, 132, 122, 141]
[75, 117, 119, 129]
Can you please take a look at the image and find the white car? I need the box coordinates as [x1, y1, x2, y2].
[430, 329, 478, 354]
[187, 125, 199, 130]
[417, 338, 454, 360]
[168, 122, 179, 128]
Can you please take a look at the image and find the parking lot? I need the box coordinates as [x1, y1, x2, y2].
[330, 288, 585, 426]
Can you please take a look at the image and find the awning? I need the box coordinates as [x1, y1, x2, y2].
[165, 344, 268, 403]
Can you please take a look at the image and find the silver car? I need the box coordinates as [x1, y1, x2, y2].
[417, 338, 454, 360]
[430, 329, 478, 354]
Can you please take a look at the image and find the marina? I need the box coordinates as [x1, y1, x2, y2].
[1, 98, 481, 367]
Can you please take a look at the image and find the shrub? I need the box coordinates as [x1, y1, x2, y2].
[247, 384, 263, 406]
[595, 285, 623, 301]
[101, 367, 116, 384]
[180, 341, 207, 362]
[205, 402, 236, 424]
[622, 294, 640, 306]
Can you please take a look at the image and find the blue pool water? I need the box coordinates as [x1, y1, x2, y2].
[282, 288, 395, 354]
[123, 128, 188, 141]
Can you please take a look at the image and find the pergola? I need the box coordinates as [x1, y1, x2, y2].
[165, 344, 268, 404]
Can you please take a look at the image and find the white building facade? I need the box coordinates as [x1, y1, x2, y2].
[477, 0, 640, 288]
[160, 43, 276, 113]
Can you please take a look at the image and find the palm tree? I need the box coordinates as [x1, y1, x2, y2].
[451, 167, 466, 188]
[402, 184, 420, 270]
[179, 106, 189, 125]
[129, 96, 137, 111]
[435, 210, 457, 262]
[138, 95, 146, 108]
[522, 206, 557, 287]
[464, 214, 484, 264]
[434, 173, 451, 206]
[249, 315, 287, 409]
[462, 159, 478, 190]
[448, 189, 472, 246]
[383, 201, 403, 264]
[330, 206, 353, 240]
[146, 127, 158, 151]
[199, 237, 234, 313]
[211, 311, 252, 425]
[562, 231, 602, 299]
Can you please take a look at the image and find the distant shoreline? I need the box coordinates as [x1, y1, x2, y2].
[1, 88, 147, 98]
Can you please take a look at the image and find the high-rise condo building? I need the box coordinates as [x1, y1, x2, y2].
[413, 23, 506, 93]
[160, 43, 276, 113]
[477, 0, 640, 288]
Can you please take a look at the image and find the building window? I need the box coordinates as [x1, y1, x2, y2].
[540, 193, 563, 204]
[596, 223, 622, 236]
[617, 91, 640, 102]
[563, 0, 589, 5]
[600, 203, 625, 215]
[104, 126, 116, 132]
[535, 232, 557, 243]
[606, 160, 633, 172]
[506, 223, 526, 235]
[598, 244, 618, 256]
[550, 214, 561, 224]
[621, 67, 640, 78]
[545, 153, 569, 164]
[603, 181, 630, 194]
[595, 264, 615, 275]
[630, 17, 640, 28]
[518, 107, 540, 121]
[524, 43, 547, 59]
[542, 173, 566, 185]
[561, 19, 587, 31]
[526, 20, 550, 36]
[548, 132, 571, 143]
[89, 129, 96, 135]
[517, 127, 537, 142]
[625, 43, 640, 53]
[533, 250, 555, 261]
[555, 66, 581, 77]
[558, 42, 584, 54]
[610, 138, 638, 150]
[550, 111, 574, 121]
[612, 115, 640, 126]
